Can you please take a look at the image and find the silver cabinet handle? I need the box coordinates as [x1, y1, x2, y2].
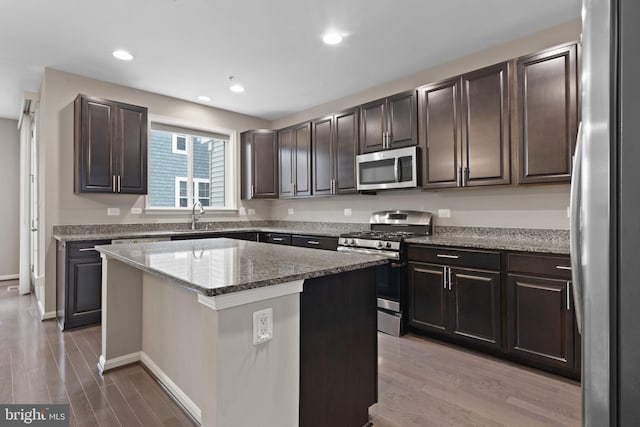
[457, 166, 462, 187]
[118, 175, 121, 192]
[394, 157, 399, 182]
[78, 247, 97, 252]
[251, 184, 254, 198]
[443, 266, 448, 289]
[436, 254, 459, 259]
[556, 265, 572, 271]
[272, 237, 284, 242]
[307, 240, 320, 245]
[566, 281, 571, 310]
[448, 267, 452, 291]
[112, 175, 116, 192]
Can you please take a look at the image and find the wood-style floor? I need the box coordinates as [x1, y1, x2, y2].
[1, 279, 581, 426]
[371, 332, 582, 427]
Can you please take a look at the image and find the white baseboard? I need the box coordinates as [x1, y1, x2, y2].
[140, 352, 202, 424]
[37, 298, 56, 320]
[98, 352, 141, 373]
[0, 274, 19, 281]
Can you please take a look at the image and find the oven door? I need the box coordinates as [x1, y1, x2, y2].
[356, 146, 418, 191]
[376, 261, 406, 336]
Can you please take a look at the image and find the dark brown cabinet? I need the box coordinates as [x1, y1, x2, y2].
[57, 239, 110, 330]
[279, 122, 311, 197]
[240, 130, 278, 199]
[420, 62, 510, 189]
[74, 95, 147, 194]
[407, 245, 502, 351]
[507, 253, 579, 376]
[291, 235, 338, 251]
[312, 108, 359, 195]
[514, 43, 578, 184]
[258, 232, 292, 245]
[360, 90, 418, 153]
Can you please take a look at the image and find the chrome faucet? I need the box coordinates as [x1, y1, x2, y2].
[191, 200, 205, 230]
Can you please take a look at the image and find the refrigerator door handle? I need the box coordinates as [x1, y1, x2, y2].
[570, 122, 584, 334]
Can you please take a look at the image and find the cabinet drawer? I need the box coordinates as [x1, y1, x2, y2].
[259, 233, 291, 245]
[67, 240, 111, 259]
[291, 235, 338, 251]
[407, 245, 501, 270]
[507, 253, 571, 280]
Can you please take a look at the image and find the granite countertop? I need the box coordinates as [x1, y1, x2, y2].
[95, 238, 387, 296]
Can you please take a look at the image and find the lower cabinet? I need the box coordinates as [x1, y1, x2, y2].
[57, 240, 110, 330]
[506, 253, 579, 377]
[291, 234, 338, 251]
[408, 261, 502, 351]
[258, 232, 291, 245]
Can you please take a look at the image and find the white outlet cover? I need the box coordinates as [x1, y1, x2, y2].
[248, 208, 256, 215]
[253, 308, 273, 345]
[438, 209, 451, 218]
[131, 207, 142, 215]
[238, 207, 247, 216]
[567, 206, 571, 218]
[288, 208, 294, 215]
[107, 208, 120, 216]
[344, 208, 352, 216]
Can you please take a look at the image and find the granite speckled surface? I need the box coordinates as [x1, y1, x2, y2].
[53, 220, 370, 242]
[405, 226, 569, 254]
[95, 238, 387, 296]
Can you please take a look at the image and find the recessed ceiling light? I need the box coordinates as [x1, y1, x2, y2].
[112, 49, 134, 61]
[230, 84, 245, 93]
[322, 32, 343, 45]
[197, 95, 212, 102]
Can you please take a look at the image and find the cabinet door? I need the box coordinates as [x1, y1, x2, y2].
[334, 108, 358, 194]
[419, 79, 461, 189]
[312, 116, 333, 195]
[116, 104, 148, 194]
[461, 62, 511, 187]
[240, 131, 252, 200]
[75, 96, 116, 192]
[507, 274, 575, 370]
[387, 90, 418, 149]
[408, 263, 449, 333]
[359, 98, 386, 153]
[252, 131, 278, 198]
[515, 44, 578, 184]
[294, 122, 312, 196]
[67, 258, 102, 328]
[278, 127, 295, 197]
[450, 268, 501, 349]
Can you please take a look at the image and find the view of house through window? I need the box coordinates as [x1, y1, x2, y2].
[148, 123, 228, 209]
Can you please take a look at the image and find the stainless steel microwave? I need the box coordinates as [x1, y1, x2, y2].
[356, 146, 419, 191]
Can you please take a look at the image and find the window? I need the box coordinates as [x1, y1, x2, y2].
[148, 121, 235, 210]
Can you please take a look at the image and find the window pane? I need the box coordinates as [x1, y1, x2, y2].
[176, 135, 186, 151]
[210, 140, 225, 207]
[149, 130, 188, 208]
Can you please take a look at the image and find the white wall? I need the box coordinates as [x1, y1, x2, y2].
[269, 20, 580, 229]
[0, 118, 20, 279]
[39, 69, 272, 313]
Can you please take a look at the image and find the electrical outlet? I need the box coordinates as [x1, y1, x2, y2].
[438, 209, 451, 218]
[253, 308, 273, 345]
[131, 207, 142, 215]
[567, 206, 571, 218]
[344, 208, 352, 216]
[107, 208, 120, 216]
[248, 208, 256, 216]
[288, 208, 295, 215]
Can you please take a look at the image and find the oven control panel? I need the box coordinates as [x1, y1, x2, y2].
[339, 238, 401, 251]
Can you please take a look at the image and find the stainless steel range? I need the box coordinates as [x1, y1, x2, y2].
[337, 210, 432, 336]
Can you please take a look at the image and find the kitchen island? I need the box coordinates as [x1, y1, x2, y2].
[95, 238, 386, 427]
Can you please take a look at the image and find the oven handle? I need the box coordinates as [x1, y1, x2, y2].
[336, 246, 399, 260]
[394, 157, 400, 182]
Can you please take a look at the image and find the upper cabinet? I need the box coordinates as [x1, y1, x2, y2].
[74, 95, 148, 194]
[513, 43, 578, 184]
[240, 130, 278, 199]
[279, 122, 312, 197]
[312, 107, 359, 195]
[420, 62, 510, 189]
[360, 90, 418, 154]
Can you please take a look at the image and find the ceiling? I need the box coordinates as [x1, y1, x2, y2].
[0, 0, 580, 121]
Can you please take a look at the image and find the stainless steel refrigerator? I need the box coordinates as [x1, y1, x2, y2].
[576, 0, 640, 424]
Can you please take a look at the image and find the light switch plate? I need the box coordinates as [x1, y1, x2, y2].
[438, 209, 451, 218]
[288, 208, 294, 215]
[344, 208, 352, 216]
[107, 208, 120, 216]
[238, 207, 247, 216]
[253, 308, 273, 345]
[131, 207, 142, 215]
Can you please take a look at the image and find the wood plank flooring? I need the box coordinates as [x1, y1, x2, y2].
[370, 332, 582, 427]
[1, 279, 581, 426]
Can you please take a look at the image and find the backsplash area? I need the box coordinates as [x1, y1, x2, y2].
[270, 185, 570, 230]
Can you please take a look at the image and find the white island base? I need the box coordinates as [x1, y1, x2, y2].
[98, 256, 303, 427]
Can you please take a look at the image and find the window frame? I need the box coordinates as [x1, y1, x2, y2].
[146, 115, 238, 213]
[174, 176, 188, 208]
